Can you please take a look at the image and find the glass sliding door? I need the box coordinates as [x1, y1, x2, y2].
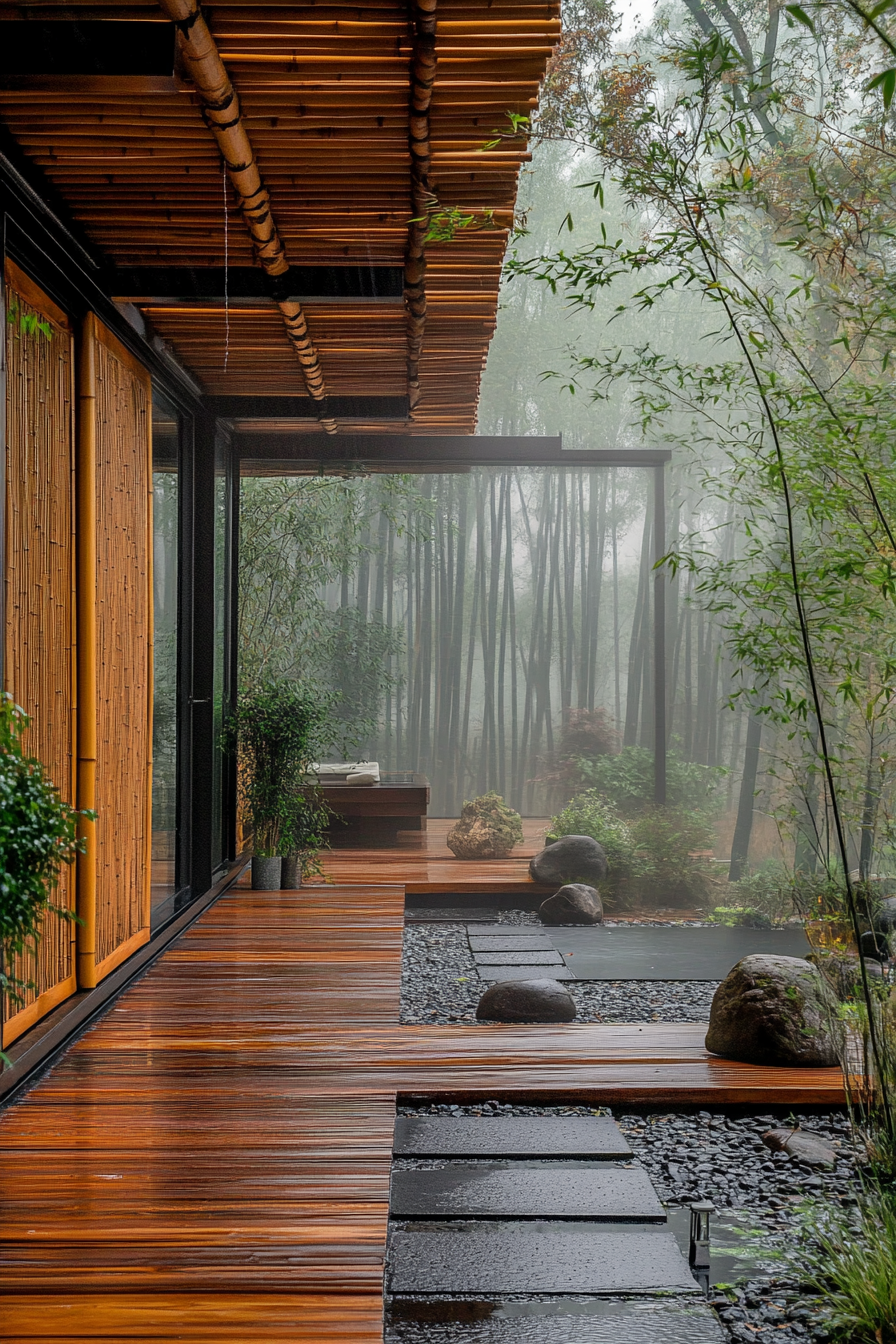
[211, 431, 232, 873]
[150, 392, 182, 923]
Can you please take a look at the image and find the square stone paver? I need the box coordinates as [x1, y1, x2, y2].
[387, 1222, 701, 1294]
[390, 1162, 664, 1221]
[477, 965, 574, 981]
[468, 925, 549, 938]
[393, 1117, 633, 1159]
[473, 951, 566, 966]
[385, 1301, 727, 1343]
[469, 936, 557, 952]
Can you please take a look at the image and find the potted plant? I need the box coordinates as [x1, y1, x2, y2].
[0, 694, 90, 1057]
[230, 680, 334, 890]
[280, 790, 332, 888]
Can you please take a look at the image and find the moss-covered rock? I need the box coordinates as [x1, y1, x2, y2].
[705, 954, 840, 1067]
[446, 792, 524, 860]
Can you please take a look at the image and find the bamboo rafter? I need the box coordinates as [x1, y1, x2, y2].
[156, 0, 338, 434]
[405, 0, 437, 413]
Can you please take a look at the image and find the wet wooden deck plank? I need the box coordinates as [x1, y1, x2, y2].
[0, 881, 843, 1341]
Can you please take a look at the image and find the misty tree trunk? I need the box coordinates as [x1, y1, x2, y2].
[729, 714, 763, 881]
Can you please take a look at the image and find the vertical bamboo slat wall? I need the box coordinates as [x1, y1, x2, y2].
[2, 261, 77, 1047]
[90, 321, 153, 978]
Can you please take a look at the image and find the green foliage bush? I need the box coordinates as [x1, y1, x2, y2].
[0, 694, 88, 1008]
[628, 806, 716, 899]
[548, 789, 715, 905]
[547, 791, 634, 876]
[575, 745, 724, 815]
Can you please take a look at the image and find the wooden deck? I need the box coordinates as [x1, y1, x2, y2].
[315, 817, 552, 892]
[0, 876, 843, 1342]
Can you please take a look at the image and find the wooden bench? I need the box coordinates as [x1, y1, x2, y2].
[321, 771, 431, 845]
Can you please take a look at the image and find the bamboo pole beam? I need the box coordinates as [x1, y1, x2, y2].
[405, 0, 436, 412]
[76, 315, 98, 990]
[156, 0, 338, 434]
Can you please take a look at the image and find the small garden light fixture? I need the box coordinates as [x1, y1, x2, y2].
[688, 1200, 714, 1267]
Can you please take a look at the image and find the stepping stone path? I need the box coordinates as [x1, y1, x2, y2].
[467, 925, 570, 981]
[386, 1113, 726, 1342]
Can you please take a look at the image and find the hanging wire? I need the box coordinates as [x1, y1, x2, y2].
[223, 158, 230, 372]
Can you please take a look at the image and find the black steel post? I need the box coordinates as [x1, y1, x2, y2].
[188, 408, 217, 895]
[653, 462, 667, 806]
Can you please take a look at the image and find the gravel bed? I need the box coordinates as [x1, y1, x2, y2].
[399, 914, 719, 1024]
[394, 1101, 859, 1344]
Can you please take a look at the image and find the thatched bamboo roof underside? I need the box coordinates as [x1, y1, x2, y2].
[0, 0, 559, 432]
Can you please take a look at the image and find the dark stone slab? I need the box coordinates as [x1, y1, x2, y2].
[386, 1300, 726, 1343]
[393, 1117, 632, 1160]
[547, 925, 812, 981]
[468, 925, 550, 938]
[407, 909, 508, 923]
[390, 1162, 664, 1221]
[469, 936, 557, 952]
[387, 1222, 700, 1294]
[473, 951, 566, 966]
[477, 966, 574, 982]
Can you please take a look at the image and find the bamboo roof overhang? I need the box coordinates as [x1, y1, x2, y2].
[0, 1, 560, 434]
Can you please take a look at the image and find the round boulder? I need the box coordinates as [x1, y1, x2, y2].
[705, 954, 840, 1067]
[530, 834, 608, 887]
[872, 895, 896, 934]
[539, 883, 603, 925]
[476, 978, 577, 1023]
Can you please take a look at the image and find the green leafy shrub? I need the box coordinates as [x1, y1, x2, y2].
[0, 694, 89, 1010]
[709, 905, 773, 929]
[547, 791, 635, 877]
[628, 806, 716, 901]
[575, 745, 724, 815]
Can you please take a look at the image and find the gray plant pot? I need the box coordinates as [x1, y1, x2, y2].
[251, 856, 282, 891]
[280, 856, 303, 889]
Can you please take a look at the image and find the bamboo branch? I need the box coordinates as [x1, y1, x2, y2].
[157, 0, 337, 434]
[405, 0, 437, 412]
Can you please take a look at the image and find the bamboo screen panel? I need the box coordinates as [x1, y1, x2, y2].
[93, 326, 152, 973]
[2, 263, 76, 1045]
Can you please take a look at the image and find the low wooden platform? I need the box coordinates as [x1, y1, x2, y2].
[316, 817, 551, 892]
[0, 879, 844, 1342]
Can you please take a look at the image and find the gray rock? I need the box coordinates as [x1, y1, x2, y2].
[762, 1128, 838, 1166]
[476, 977, 577, 1023]
[807, 950, 884, 1001]
[859, 930, 890, 961]
[530, 835, 608, 887]
[872, 895, 896, 933]
[705, 954, 840, 1067]
[539, 882, 603, 925]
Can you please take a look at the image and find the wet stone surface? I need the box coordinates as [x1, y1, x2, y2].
[395, 1103, 857, 1343]
[385, 1297, 727, 1343]
[387, 1222, 700, 1295]
[390, 1161, 665, 1221]
[393, 1115, 632, 1159]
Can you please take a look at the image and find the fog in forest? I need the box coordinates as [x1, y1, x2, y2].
[239, 0, 896, 889]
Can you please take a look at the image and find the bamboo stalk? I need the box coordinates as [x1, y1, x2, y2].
[405, 0, 437, 410]
[76, 315, 98, 990]
[157, 0, 338, 433]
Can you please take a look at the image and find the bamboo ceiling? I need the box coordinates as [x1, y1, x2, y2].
[0, 1, 559, 433]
